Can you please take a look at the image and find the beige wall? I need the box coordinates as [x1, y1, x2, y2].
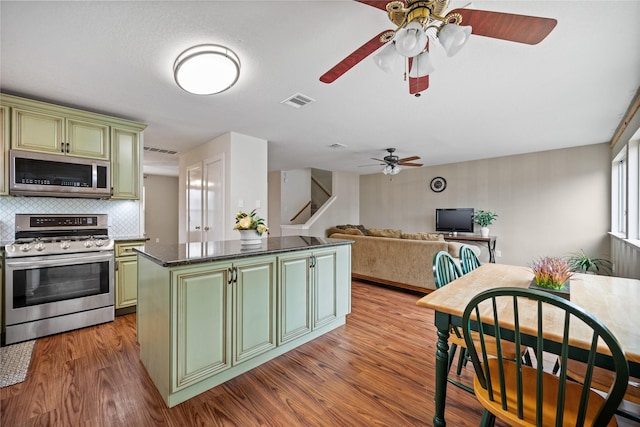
[309, 171, 360, 237]
[143, 174, 179, 245]
[178, 132, 268, 242]
[360, 143, 611, 266]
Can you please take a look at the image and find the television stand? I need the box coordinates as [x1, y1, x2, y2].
[443, 234, 497, 263]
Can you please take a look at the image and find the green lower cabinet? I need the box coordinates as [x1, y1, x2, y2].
[115, 257, 138, 308]
[277, 247, 342, 345]
[278, 254, 312, 344]
[233, 257, 276, 363]
[313, 249, 339, 328]
[173, 264, 232, 391]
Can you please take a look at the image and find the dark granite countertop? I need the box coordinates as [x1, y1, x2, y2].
[134, 236, 354, 267]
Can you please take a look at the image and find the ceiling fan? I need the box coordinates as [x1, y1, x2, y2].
[320, 0, 558, 96]
[371, 148, 423, 175]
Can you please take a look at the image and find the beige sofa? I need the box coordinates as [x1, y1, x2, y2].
[328, 227, 463, 293]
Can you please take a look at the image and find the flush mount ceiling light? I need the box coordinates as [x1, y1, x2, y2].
[173, 44, 240, 95]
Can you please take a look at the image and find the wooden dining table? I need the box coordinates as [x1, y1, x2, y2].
[416, 263, 640, 427]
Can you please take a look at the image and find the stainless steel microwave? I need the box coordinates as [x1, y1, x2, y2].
[9, 150, 111, 198]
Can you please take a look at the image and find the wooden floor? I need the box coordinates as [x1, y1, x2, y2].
[1, 281, 637, 426]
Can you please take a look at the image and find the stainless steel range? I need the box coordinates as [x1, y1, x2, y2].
[3, 214, 114, 345]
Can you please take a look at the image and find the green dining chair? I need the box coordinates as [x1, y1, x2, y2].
[462, 287, 629, 427]
[459, 244, 481, 275]
[432, 251, 468, 378]
[433, 251, 463, 288]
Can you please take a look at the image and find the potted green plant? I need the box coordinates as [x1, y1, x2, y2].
[529, 256, 573, 298]
[472, 210, 498, 237]
[565, 250, 613, 275]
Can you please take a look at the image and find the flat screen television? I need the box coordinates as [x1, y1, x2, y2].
[435, 208, 474, 233]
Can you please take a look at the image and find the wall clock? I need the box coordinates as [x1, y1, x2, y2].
[430, 177, 447, 193]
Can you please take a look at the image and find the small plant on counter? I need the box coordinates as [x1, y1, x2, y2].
[234, 209, 269, 235]
[529, 256, 573, 290]
[472, 210, 498, 227]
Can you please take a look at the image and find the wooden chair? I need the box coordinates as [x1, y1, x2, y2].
[565, 360, 640, 422]
[432, 252, 523, 394]
[462, 287, 630, 427]
[459, 244, 481, 275]
[432, 251, 468, 381]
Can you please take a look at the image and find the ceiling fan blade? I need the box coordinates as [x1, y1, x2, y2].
[398, 155, 420, 162]
[451, 8, 558, 45]
[399, 162, 423, 167]
[371, 157, 386, 162]
[320, 30, 392, 84]
[354, 0, 390, 12]
[408, 66, 429, 95]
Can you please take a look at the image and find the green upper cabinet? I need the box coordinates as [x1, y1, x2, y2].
[12, 107, 109, 160]
[0, 105, 8, 195]
[111, 126, 140, 199]
[1, 93, 146, 200]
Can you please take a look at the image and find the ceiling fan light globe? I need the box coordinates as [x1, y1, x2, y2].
[395, 22, 428, 57]
[390, 165, 401, 175]
[438, 24, 472, 57]
[408, 50, 435, 78]
[373, 42, 402, 74]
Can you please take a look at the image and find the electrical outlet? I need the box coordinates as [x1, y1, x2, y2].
[238, 199, 244, 208]
[255, 200, 261, 208]
[495, 250, 502, 258]
[155, 238, 160, 243]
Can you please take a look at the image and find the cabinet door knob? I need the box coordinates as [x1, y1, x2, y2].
[204, 226, 210, 231]
[195, 226, 201, 230]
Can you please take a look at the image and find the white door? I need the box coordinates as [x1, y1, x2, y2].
[186, 163, 203, 243]
[203, 155, 225, 242]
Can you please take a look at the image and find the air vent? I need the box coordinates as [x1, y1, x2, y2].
[281, 93, 315, 108]
[143, 146, 178, 155]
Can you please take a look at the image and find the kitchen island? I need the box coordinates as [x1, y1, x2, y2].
[135, 236, 353, 407]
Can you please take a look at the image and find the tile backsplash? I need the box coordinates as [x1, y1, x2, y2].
[0, 196, 141, 240]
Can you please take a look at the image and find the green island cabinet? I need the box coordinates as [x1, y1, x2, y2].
[114, 240, 147, 313]
[136, 237, 352, 407]
[0, 93, 146, 199]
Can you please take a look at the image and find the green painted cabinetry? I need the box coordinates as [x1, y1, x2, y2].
[115, 241, 146, 312]
[277, 247, 340, 345]
[111, 127, 140, 199]
[0, 93, 146, 200]
[232, 257, 277, 364]
[173, 262, 233, 391]
[0, 105, 8, 195]
[137, 244, 351, 407]
[11, 106, 109, 159]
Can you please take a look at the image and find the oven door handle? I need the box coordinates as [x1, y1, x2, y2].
[5, 252, 114, 269]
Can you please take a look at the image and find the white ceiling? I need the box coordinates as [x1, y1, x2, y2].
[1, 1, 639, 177]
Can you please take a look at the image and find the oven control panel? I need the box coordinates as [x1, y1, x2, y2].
[30, 216, 98, 227]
